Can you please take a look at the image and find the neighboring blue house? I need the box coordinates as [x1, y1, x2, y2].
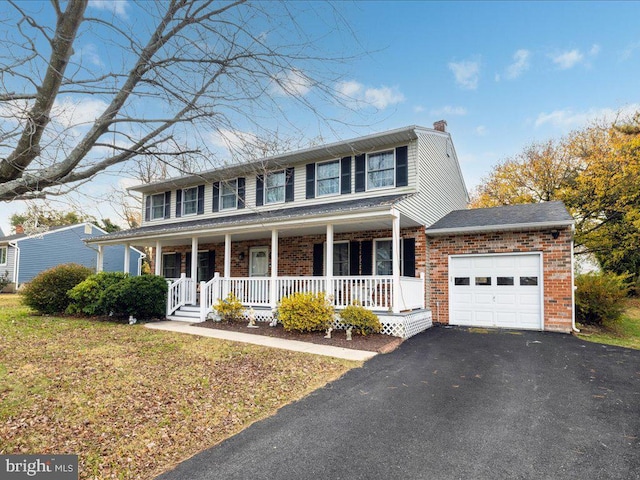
[0, 223, 144, 291]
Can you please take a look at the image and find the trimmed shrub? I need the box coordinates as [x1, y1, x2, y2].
[339, 302, 382, 335]
[67, 272, 129, 315]
[213, 293, 244, 323]
[575, 272, 630, 326]
[21, 263, 93, 314]
[102, 275, 167, 320]
[277, 291, 334, 333]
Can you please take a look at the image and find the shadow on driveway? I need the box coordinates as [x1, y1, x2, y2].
[157, 327, 640, 480]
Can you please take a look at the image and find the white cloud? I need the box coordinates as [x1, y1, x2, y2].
[504, 49, 531, 80]
[549, 49, 584, 69]
[620, 41, 640, 61]
[271, 69, 312, 97]
[448, 58, 480, 90]
[208, 129, 259, 151]
[89, 0, 129, 18]
[337, 80, 405, 110]
[413, 105, 425, 113]
[475, 125, 487, 136]
[77, 44, 104, 68]
[52, 98, 109, 129]
[430, 105, 467, 116]
[534, 104, 640, 129]
[589, 44, 601, 56]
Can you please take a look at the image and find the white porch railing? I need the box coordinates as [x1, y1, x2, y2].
[397, 274, 426, 311]
[167, 273, 196, 316]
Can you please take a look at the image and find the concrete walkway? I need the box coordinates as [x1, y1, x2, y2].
[145, 321, 377, 361]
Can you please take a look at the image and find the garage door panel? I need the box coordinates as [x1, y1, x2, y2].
[495, 294, 517, 305]
[474, 293, 494, 304]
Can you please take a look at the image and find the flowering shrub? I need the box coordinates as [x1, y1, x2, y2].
[213, 293, 244, 323]
[277, 292, 334, 333]
[339, 302, 382, 335]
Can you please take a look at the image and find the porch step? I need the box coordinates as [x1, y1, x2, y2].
[167, 305, 202, 322]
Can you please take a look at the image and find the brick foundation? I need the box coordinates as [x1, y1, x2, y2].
[427, 228, 574, 333]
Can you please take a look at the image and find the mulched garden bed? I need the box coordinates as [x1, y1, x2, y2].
[195, 320, 403, 353]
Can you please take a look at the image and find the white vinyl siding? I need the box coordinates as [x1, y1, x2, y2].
[150, 193, 166, 220]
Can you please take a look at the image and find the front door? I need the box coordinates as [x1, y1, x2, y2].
[250, 247, 269, 277]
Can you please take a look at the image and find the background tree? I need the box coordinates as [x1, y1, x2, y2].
[10, 204, 119, 233]
[0, 0, 358, 202]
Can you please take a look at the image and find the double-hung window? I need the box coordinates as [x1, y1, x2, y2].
[163, 253, 180, 278]
[150, 193, 166, 220]
[333, 242, 350, 276]
[367, 150, 395, 189]
[182, 187, 198, 216]
[374, 239, 393, 275]
[265, 171, 285, 204]
[317, 160, 340, 196]
[0, 246, 6, 265]
[220, 180, 238, 210]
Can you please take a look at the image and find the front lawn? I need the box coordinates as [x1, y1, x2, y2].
[0, 294, 358, 479]
[577, 297, 640, 350]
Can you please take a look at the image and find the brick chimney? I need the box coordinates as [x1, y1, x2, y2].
[433, 120, 447, 132]
[15, 224, 24, 234]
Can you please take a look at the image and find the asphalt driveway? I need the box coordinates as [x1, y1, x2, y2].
[158, 327, 640, 480]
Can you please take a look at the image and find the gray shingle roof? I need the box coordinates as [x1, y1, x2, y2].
[0, 224, 84, 243]
[425, 201, 574, 235]
[87, 194, 409, 243]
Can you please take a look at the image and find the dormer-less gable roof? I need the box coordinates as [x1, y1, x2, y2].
[130, 125, 446, 194]
[425, 201, 574, 235]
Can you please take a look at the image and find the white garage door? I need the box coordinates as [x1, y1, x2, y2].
[449, 254, 543, 330]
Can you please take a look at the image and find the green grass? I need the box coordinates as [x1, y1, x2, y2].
[0, 293, 359, 479]
[577, 298, 640, 350]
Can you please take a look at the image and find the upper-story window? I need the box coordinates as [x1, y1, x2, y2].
[182, 187, 198, 216]
[367, 150, 395, 190]
[150, 193, 166, 220]
[0, 246, 7, 265]
[265, 170, 286, 204]
[317, 160, 340, 197]
[220, 179, 238, 210]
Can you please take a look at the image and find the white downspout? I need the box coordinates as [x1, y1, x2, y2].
[571, 225, 580, 333]
[9, 241, 19, 288]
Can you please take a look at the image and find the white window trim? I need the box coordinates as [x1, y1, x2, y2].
[316, 159, 341, 198]
[265, 170, 286, 205]
[0, 246, 7, 266]
[373, 237, 393, 276]
[220, 178, 238, 211]
[366, 149, 396, 191]
[150, 193, 166, 221]
[181, 186, 199, 217]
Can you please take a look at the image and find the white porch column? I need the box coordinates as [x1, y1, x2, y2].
[190, 236, 199, 305]
[224, 234, 231, 278]
[326, 224, 334, 299]
[97, 245, 104, 273]
[123, 243, 130, 274]
[154, 240, 162, 276]
[270, 229, 279, 307]
[391, 209, 401, 313]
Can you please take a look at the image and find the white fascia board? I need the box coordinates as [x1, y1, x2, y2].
[425, 220, 575, 236]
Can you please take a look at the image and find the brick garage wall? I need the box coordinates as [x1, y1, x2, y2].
[427, 227, 573, 333]
[149, 226, 426, 279]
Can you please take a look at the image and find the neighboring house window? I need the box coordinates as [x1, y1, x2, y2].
[163, 253, 180, 278]
[151, 193, 166, 220]
[317, 160, 340, 196]
[0, 246, 6, 265]
[220, 179, 238, 210]
[265, 170, 286, 204]
[374, 239, 393, 275]
[367, 150, 395, 189]
[333, 242, 349, 276]
[182, 187, 198, 215]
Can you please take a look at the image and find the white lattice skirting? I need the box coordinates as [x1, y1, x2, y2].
[240, 308, 432, 339]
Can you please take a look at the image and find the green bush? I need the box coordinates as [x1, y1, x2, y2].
[575, 272, 630, 326]
[277, 291, 334, 333]
[102, 275, 167, 319]
[0, 270, 11, 291]
[339, 302, 382, 335]
[21, 263, 93, 314]
[67, 272, 129, 315]
[213, 293, 245, 323]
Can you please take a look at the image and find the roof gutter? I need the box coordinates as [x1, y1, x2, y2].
[425, 220, 575, 236]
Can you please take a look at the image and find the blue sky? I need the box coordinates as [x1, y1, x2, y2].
[1, 0, 639, 235]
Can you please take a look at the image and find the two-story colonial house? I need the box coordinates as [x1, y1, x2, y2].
[87, 123, 576, 337]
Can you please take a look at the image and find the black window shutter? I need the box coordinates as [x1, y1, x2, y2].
[402, 238, 416, 277]
[197, 185, 205, 214]
[145, 196, 151, 222]
[396, 146, 408, 187]
[313, 243, 324, 276]
[349, 241, 360, 275]
[185, 252, 191, 278]
[207, 250, 216, 280]
[285, 167, 295, 202]
[306, 163, 315, 199]
[355, 154, 366, 192]
[341, 156, 351, 194]
[175, 189, 182, 218]
[361, 240, 373, 275]
[237, 178, 245, 209]
[164, 191, 171, 219]
[212, 182, 220, 212]
[256, 175, 264, 206]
